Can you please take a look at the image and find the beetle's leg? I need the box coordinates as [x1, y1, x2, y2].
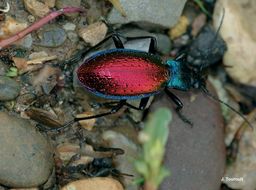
[62, 33, 124, 65]
[124, 97, 150, 110]
[139, 97, 150, 109]
[74, 99, 126, 123]
[112, 35, 124, 48]
[148, 37, 157, 54]
[62, 35, 114, 65]
[110, 33, 157, 53]
[128, 36, 157, 54]
[165, 89, 183, 109]
[165, 89, 193, 126]
[46, 100, 126, 132]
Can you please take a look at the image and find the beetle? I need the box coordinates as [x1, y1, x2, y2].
[53, 32, 252, 131]
[53, 33, 206, 131]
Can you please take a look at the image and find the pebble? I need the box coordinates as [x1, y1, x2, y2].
[0, 76, 20, 101]
[0, 25, 32, 49]
[63, 22, 76, 31]
[20, 35, 33, 49]
[86, 0, 104, 24]
[213, 0, 256, 84]
[45, 0, 56, 8]
[0, 61, 8, 76]
[148, 83, 226, 190]
[108, 0, 187, 28]
[78, 21, 108, 46]
[168, 16, 189, 39]
[67, 31, 79, 43]
[191, 13, 207, 37]
[0, 112, 53, 187]
[23, 0, 50, 18]
[27, 15, 36, 23]
[36, 26, 67, 47]
[0, 16, 28, 47]
[61, 177, 124, 190]
[154, 33, 172, 55]
[29, 51, 48, 59]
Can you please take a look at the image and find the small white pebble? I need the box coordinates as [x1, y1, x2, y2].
[63, 23, 76, 31]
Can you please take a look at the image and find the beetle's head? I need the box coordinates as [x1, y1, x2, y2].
[166, 55, 207, 91]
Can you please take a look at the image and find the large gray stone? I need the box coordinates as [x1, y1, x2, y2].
[108, 0, 187, 28]
[148, 84, 226, 190]
[0, 112, 53, 187]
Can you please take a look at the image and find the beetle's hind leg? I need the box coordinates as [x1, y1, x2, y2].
[46, 100, 127, 132]
[46, 98, 151, 132]
[165, 89, 193, 126]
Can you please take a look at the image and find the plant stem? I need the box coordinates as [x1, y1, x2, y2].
[0, 7, 84, 49]
[143, 182, 157, 190]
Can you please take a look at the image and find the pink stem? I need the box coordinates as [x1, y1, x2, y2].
[0, 7, 84, 49]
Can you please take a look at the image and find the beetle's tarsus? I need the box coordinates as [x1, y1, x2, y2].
[176, 108, 194, 127]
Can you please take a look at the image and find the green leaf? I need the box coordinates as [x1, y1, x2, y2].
[6, 67, 18, 77]
[155, 167, 170, 186]
[134, 160, 149, 178]
[193, 0, 211, 17]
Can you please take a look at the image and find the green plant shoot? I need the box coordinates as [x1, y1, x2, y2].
[6, 67, 18, 77]
[134, 107, 172, 190]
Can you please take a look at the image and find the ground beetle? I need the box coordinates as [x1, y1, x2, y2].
[54, 32, 252, 131]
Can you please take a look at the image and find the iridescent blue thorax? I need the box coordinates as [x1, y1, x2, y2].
[166, 59, 192, 91]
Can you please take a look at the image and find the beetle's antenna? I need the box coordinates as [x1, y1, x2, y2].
[209, 8, 225, 47]
[201, 86, 254, 129]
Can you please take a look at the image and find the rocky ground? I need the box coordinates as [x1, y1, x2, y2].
[0, 0, 255, 190]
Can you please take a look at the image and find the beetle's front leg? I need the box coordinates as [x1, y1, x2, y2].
[165, 89, 193, 126]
